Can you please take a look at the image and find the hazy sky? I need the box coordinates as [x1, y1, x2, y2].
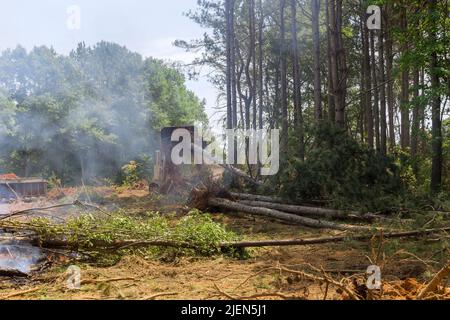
[0, 0, 222, 127]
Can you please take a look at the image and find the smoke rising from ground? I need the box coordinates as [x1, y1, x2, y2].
[0, 42, 206, 183]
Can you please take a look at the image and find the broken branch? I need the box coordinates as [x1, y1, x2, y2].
[222, 227, 450, 248]
[416, 265, 450, 299]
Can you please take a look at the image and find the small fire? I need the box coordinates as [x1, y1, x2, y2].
[0, 240, 44, 273]
[0, 201, 45, 273]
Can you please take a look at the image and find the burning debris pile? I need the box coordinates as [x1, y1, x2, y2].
[0, 231, 44, 276]
[0, 183, 94, 278]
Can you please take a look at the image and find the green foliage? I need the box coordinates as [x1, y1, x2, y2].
[143, 59, 208, 128]
[120, 161, 140, 187]
[47, 172, 62, 189]
[171, 209, 238, 256]
[29, 210, 239, 260]
[279, 124, 409, 210]
[116, 156, 153, 187]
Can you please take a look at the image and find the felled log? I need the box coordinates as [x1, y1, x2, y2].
[29, 226, 450, 252]
[222, 227, 450, 248]
[237, 200, 381, 222]
[191, 143, 264, 187]
[220, 165, 264, 187]
[32, 238, 196, 251]
[230, 192, 285, 203]
[208, 197, 372, 231]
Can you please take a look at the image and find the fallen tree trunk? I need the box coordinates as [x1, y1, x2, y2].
[191, 143, 263, 187]
[32, 238, 196, 251]
[208, 197, 372, 231]
[237, 199, 375, 221]
[230, 192, 285, 203]
[29, 226, 450, 251]
[221, 165, 264, 187]
[221, 227, 450, 248]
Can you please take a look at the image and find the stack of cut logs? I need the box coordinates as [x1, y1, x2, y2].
[207, 192, 386, 232]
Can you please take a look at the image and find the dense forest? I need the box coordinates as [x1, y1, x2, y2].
[176, 0, 449, 209]
[0, 42, 207, 183]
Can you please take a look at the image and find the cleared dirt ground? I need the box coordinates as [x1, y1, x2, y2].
[0, 188, 448, 300]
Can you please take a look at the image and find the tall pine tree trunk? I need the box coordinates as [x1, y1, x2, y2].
[385, 4, 395, 149]
[291, 0, 305, 160]
[250, 0, 257, 130]
[230, 0, 238, 130]
[430, 0, 442, 193]
[400, 4, 410, 150]
[361, 7, 373, 148]
[225, 0, 233, 130]
[329, 0, 346, 127]
[411, 67, 420, 176]
[334, 0, 347, 127]
[370, 31, 380, 152]
[280, 0, 289, 155]
[258, 0, 264, 130]
[312, 0, 323, 121]
[378, 22, 387, 156]
[326, 0, 335, 122]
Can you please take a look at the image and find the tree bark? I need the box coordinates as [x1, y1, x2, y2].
[312, 0, 323, 121]
[378, 21, 388, 156]
[429, 0, 442, 193]
[400, 4, 410, 150]
[251, 0, 257, 130]
[258, 0, 264, 130]
[361, 8, 373, 148]
[280, 0, 289, 155]
[230, 192, 285, 203]
[225, 0, 233, 131]
[237, 200, 378, 221]
[329, 0, 347, 127]
[291, 0, 305, 160]
[411, 67, 420, 176]
[370, 31, 380, 152]
[335, 0, 347, 126]
[385, 4, 396, 149]
[326, 0, 335, 122]
[208, 197, 371, 231]
[223, 227, 450, 248]
[230, 0, 238, 130]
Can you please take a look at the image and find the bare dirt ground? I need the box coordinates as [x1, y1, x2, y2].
[0, 188, 448, 300]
